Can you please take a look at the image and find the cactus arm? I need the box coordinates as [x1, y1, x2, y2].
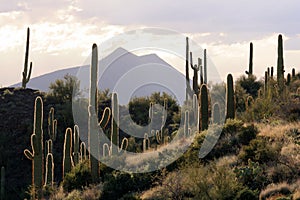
[99, 107, 111, 128]
[24, 149, 34, 160]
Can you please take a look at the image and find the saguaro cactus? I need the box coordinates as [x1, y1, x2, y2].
[111, 93, 119, 154]
[88, 44, 111, 182]
[44, 153, 54, 187]
[225, 74, 235, 120]
[198, 58, 203, 84]
[48, 107, 57, 141]
[203, 49, 207, 84]
[292, 68, 296, 78]
[286, 73, 291, 86]
[109, 93, 128, 155]
[246, 42, 253, 76]
[22, 27, 32, 88]
[1, 166, 4, 200]
[191, 64, 199, 95]
[271, 66, 274, 78]
[184, 110, 189, 137]
[63, 128, 74, 178]
[277, 34, 285, 92]
[265, 71, 268, 95]
[212, 103, 221, 124]
[24, 96, 44, 198]
[185, 37, 192, 101]
[200, 84, 209, 131]
[73, 125, 80, 165]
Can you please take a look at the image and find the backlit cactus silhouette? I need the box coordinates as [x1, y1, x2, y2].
[225, 74, 235, 119]
[22, 27, 32, 88]
[200, 84, 208, 131]
[24, 96, 44, 198]
[63, 128, 74, 178]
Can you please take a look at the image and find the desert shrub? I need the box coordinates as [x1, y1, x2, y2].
[238, 137, 280, 164]
[101, 171, 153, 200]
[62, 160, 92, 192]
[259, 182, 292, 200]
[234, 159, 269, 190]
[237, 124, 258, 145]
[205, 120, 258, 160]
[185, 159, 242, 200]
[234, 188, 258, 200]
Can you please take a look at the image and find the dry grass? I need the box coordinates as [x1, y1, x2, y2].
[259, 182, 292, 200]
[257, 121, 300, 139]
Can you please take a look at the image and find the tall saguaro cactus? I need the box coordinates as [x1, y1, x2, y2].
[185, 37, 192, 101]
[225, 74, 235, 120]
[22, 27, 32, 88]
[246, 42, 253, 76]
[24, 96, 44, 198]
[203, 49, 207, 84]
[63, 128, 74, 178]
[88, 44, 111, 182]
[111, 92, 119, 154]
[277, 34, 285, 92]
[200, 84, 209, 131]
[73, 125, 80, 165]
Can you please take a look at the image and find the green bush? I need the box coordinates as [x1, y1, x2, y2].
[62, 160, 92, 192]
[101, 171, 153, 200]
[237, 124, 258, 145]
[235, 188, 258, 200]
[234, 159, 268, 190]
[238, 137, 280, 164]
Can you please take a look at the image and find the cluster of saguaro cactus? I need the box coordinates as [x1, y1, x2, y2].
[24, 96, 44, 199]
[22, 27, 33, 89]
[226, 74, 235, 120]
[185, 37, 208, 102]
[245, 42, 253, 76]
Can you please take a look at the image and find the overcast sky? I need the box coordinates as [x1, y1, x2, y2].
[0, 0, 300, 86]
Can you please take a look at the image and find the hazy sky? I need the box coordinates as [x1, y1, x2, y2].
[0, 0, 300, 86]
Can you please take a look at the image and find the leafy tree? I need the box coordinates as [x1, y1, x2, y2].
[48, 74, 81, 103]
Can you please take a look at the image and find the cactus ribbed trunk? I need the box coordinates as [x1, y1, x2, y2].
[22, 27, 32, 88]
[226, 74, 235, 120]
[111, 93, 119, 155]
[73, 125, 80, 165]
[89, 43, 100, 182]
[185, 37, 192, 101]
[277, 34, 284, 93]
[45, 153, 54, 187]
[203, 49, 207, 84]
[63, 128, 73, 178]
[200, 84, 208, 131]
[23, 96, 44, 199]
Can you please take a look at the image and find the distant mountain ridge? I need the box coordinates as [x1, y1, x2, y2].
[12, 47, 187, 104]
